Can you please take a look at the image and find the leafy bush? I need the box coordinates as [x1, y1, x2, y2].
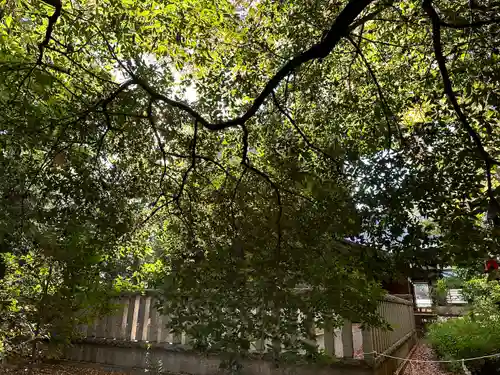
[427, 278, 500, 374]
[428, 317, 500, 360]
[427, 316, 500, 374]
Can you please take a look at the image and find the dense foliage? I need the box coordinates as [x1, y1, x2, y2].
[1, 0, 500, 358]
[428, 276, 500, 374]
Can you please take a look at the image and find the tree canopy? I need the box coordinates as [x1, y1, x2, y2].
[1, 0, 500, 358]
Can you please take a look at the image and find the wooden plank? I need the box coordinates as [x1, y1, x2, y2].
[148, 303, 159, 343]
[375, 304, 382, 353]
[109, 299, 124, 339]
[404, 305, 410, 335]
[398, 304, 404, 339]
[323, 320, 335, 357]
[372, 328, 380, 354]
[156, 314, 164, 343]
[136, 296, 147, 341]
[388, 302, 393, 347]
[119, 297, 130, 340]
[104, 314, 114, 338]
[384, 302, 390, 351]
[253, 338, 265, 352]
[172, 329, 182, 344]
[161, 312, 175, 343]
[130, 295, 141, 341]
[341, 320, 353, 358]
[362, 326, 374, 366]
[141, 296, 152, 341]
[95, 317, 106, 338]
[182, 332, 193, 346]
[77, 324, 88, 338]
[389, 301, 396, 347]
[302, 311, 317, 353]
[87, 320, 97, 338]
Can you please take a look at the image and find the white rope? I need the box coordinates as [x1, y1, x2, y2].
[462, 359, 472, 375]
[363, 351, 500, 363]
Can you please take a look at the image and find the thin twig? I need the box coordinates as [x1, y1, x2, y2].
[147, 99, 168, 200]
[272, 91, 338, 163]
[346, 34, 396, 148]
[440, 18, 500, 29]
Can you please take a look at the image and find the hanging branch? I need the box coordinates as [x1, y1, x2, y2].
[231, 168, 248, 233]
[238, 123, 283, 256]
[176, 120, 199, 200]
[11, 0, 62, 99]
[137, 120, 199, 228]
[130, 0, 376, 131]
[96, 0, 387, 232]
[147, 99, 168, 204]
[346, 34, 399, 148]
[423, 0, 500, 212]
[243, 161, 283, 258]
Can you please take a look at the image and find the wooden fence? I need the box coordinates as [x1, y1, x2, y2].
[71, 293, 416, 375]
[363, 295, 416, 366]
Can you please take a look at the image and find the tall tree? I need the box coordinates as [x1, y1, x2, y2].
[1, 0, 500, 355]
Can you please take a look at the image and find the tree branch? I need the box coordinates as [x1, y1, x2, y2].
[166, 152, 236, 181]
[242, 161, 283, 258]
[147, 99, 168, 201]
[347, 0, 392, 31]
[271, 92, 338, 164]
[94, 81, 134, 163]
[423, 0, 500, 211]
[346, 34, 396, 148]
[173, 121, 199, 201]
[231, 168, 248, 233]
[440, 18, 500, 29]
[132, 0, 376, 131]
[423, 0, 499, 165]
[37, 0, 62, 65]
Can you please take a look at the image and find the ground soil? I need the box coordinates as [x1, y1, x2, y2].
[0, 364, 131, 375]
[402, 343, 456, 375]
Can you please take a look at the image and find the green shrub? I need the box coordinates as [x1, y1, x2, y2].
[426, 275, 500, 373]
[427, 314, 500, 373]
[428, 317, 500, 360]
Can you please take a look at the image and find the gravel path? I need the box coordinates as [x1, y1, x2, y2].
[402, 343, 455, 375]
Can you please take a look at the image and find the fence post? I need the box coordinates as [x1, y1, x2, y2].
[323, 318, 335, 357]
[254, 307, 266, 352]
[129, 295, 141, 341]
[271, 306, 281, 358]
[87, 320, 97, 338]
[135, 296, 147, 341]
[118, 297, 130, 340]
[149, 302, 159, 343]
[302, 311, 317, 354]
[172, 327, 182, 345]
[141, 296, 152, 341]
[362, 326, 374, 366]
[104, 314, 114, 339]
[341, 319, 354, 358]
